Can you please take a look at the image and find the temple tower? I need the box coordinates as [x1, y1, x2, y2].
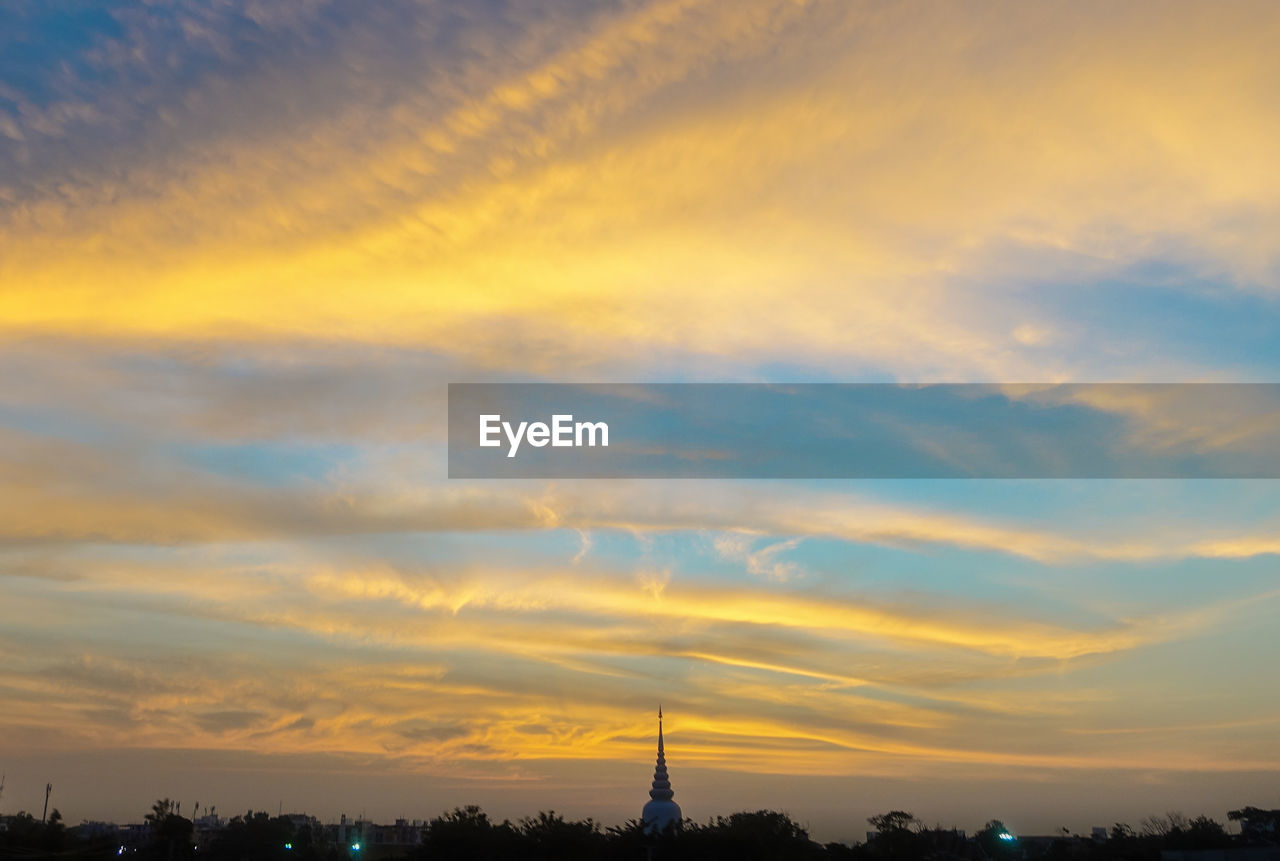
[641, 706, 682, 833]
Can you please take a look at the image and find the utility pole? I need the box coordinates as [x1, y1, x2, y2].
[42, 783, 52, 823]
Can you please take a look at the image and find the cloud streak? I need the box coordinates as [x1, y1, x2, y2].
[2, 1, 1279, 378]
[4, 553, 1277, 780]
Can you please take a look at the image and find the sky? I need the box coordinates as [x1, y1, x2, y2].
[1, 0, 1280, 844]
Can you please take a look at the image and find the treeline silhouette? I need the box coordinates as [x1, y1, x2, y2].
[2, 801, 1277, 861]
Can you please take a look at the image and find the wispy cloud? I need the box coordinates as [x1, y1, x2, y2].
[2, 2, 1279, 378]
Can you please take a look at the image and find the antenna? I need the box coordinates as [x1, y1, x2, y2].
[42, 783, 52, 824]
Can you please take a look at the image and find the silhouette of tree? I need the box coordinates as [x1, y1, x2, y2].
[146, 799, 177, 825]
[413, 805, 522, 860]
[1140, 812, 1189, 838]
[212, 811, 297, 861]
[0, 811, 42, 851]
[822, 840, 863, 860]
[41, 808, 66, 852]
[675, 810, 823, 861]
[1165, 816, 1230, 851]
[975, 819, 1018, 860]
[1229, 807, 1280, 843]
[867, 810, 922, 861]
[1109, 823, 1136, 841]
[518, 810, 606, 860]
[0, 800, 1253, 861]
[869, 812, 922, 835]
[144, 798, 194, 861]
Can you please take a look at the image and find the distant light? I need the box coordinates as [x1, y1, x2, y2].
[351, 844, 360, 851]
[284, 844, 293, 850]
[999, 832, 1016, 842]
[118, 847, 125, 856]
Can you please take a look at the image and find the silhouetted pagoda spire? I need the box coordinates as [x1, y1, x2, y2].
[641, 705, 682, 833]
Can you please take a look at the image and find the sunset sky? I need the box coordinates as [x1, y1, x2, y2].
[2, 0, 1279, 843]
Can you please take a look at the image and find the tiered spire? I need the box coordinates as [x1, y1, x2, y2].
[641, 705, 681, 832]
[649, 706, 674, 802]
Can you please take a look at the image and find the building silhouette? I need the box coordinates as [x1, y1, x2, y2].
[641, 707, 681, 834]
